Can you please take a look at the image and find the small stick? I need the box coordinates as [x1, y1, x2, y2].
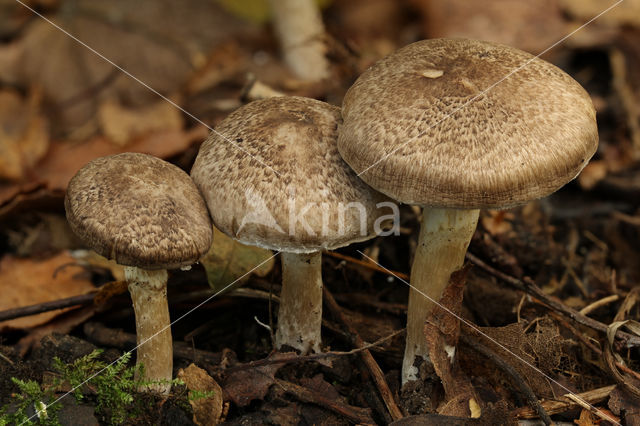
[551, 311, 640, 382]
[465, 252, 640, 347]
[565, 393, 620, 424]
[0, 350, 14, 365]
[274, 378, 374, 424]
[579, 294, 620, 316]
[323, 251, 410, 281]
[221, 329, 405, 373]
[0, 292, 96, 322]
[83, 322, 221, 366]
[323, 286, 404, 421]
[460, 333, 552, 426]
[515, 385, 617, 419]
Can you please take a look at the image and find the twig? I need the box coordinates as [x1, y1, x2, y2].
[580, 294, 620, 316]
[274, 378, 374, 424]
[550, 312, 640, 382]
[323, 286, 404, 422]
[221, 329, 404, 373]
[460, 333, 552, 425]
[566, 392, 620, 423]
[0, 292, 97, 322]
[323, 251, 410, 281]
[465, 252, 640, 347]
[0, 350, 14, 365]
[83, 322, 221, 366]
[515, 385, 617, 419]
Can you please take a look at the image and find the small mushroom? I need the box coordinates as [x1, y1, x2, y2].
[337, 38, 598, 384]
[191, 96, 389, 354]
[65, 153, 212, 393]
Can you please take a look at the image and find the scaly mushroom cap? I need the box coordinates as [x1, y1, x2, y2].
[191, 96, 389, 253]
[338, 38, 599, 209]
[65, 153, 213, 270]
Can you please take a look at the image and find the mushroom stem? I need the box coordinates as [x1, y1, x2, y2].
[268, 0, 329, 81]
[125, 266, 173, 394]
[402, 207, 479, 385]
[275, 251, 323, 354]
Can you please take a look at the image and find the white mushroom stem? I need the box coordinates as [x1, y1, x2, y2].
[402, 207, 480, 385]
[268, 0, 329, 81]
[125, 266, 173, 394]
[275, 251, 323, 354]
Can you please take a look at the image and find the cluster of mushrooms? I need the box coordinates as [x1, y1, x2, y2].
[65, 38, 598, 393]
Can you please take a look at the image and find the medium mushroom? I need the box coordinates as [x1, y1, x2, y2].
[65, 153, 212, 393]
[337, 38, 598, 384]
[191, 96, 391, 354]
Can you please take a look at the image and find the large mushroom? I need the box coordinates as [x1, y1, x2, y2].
[337, 38, 598, 384]
[65, 153, 212, 393]
[191, 96, 391, 354]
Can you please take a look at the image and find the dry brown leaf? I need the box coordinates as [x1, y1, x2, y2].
[0, 89, 49, 181]
[222, 352, 295, 407]
[578, 160, 608, 190]
[575, 408, 598, 426]
[177, 364, 226, 425]
[15, 305, 96, 356]
[0, 251, 95, 330]
[412, 0, 567, 55]
[424, 266, 480, 418]
[35, 125, 208, 191]
[8, 0, 257, 133]
[609, 386, 640, 426]
[0, 124, 206, 212]
[98, 98, 184, 146]
[481, 210, 514, 236]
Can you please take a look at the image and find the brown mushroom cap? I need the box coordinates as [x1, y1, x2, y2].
[338, 38, 599, 209]
[65, 153, 213, 270]
[191, 96, 388, 253]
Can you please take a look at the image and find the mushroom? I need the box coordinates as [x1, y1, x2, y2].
[191, 96, 391, 354]
[65, 153, 212, 393]
[337, 38, 598, 384]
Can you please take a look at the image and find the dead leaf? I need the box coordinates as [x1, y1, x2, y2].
[424, 266, 480, 418]
[35, 125, 208, 191]
[481, 210, 514, 236]
[0, 89, 49, 181]
[9, 0, 258, 133]
[0, 0, 31, 38]
[609, 386, 640, 426]
[98, 98, 184, 146]
[0, 251, 95, 330]
[221, 352, 294, 407]
[201, 226, 275, 292]
[575, 408, 598, 426]
[578, 160, 608, 190]
[177, 364, 225, 426]
[15, 305, 96, 356]
[5, 212, 78, 256]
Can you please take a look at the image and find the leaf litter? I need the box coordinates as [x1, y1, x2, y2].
[0, 1, 640, 424]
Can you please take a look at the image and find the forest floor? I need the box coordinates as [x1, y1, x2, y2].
[0, 0, 639, 425]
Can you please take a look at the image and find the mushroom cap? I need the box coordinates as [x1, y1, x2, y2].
[191, 96, 389, 253]
[338, 38, 599, 209]
[65, 153, 213, 270]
